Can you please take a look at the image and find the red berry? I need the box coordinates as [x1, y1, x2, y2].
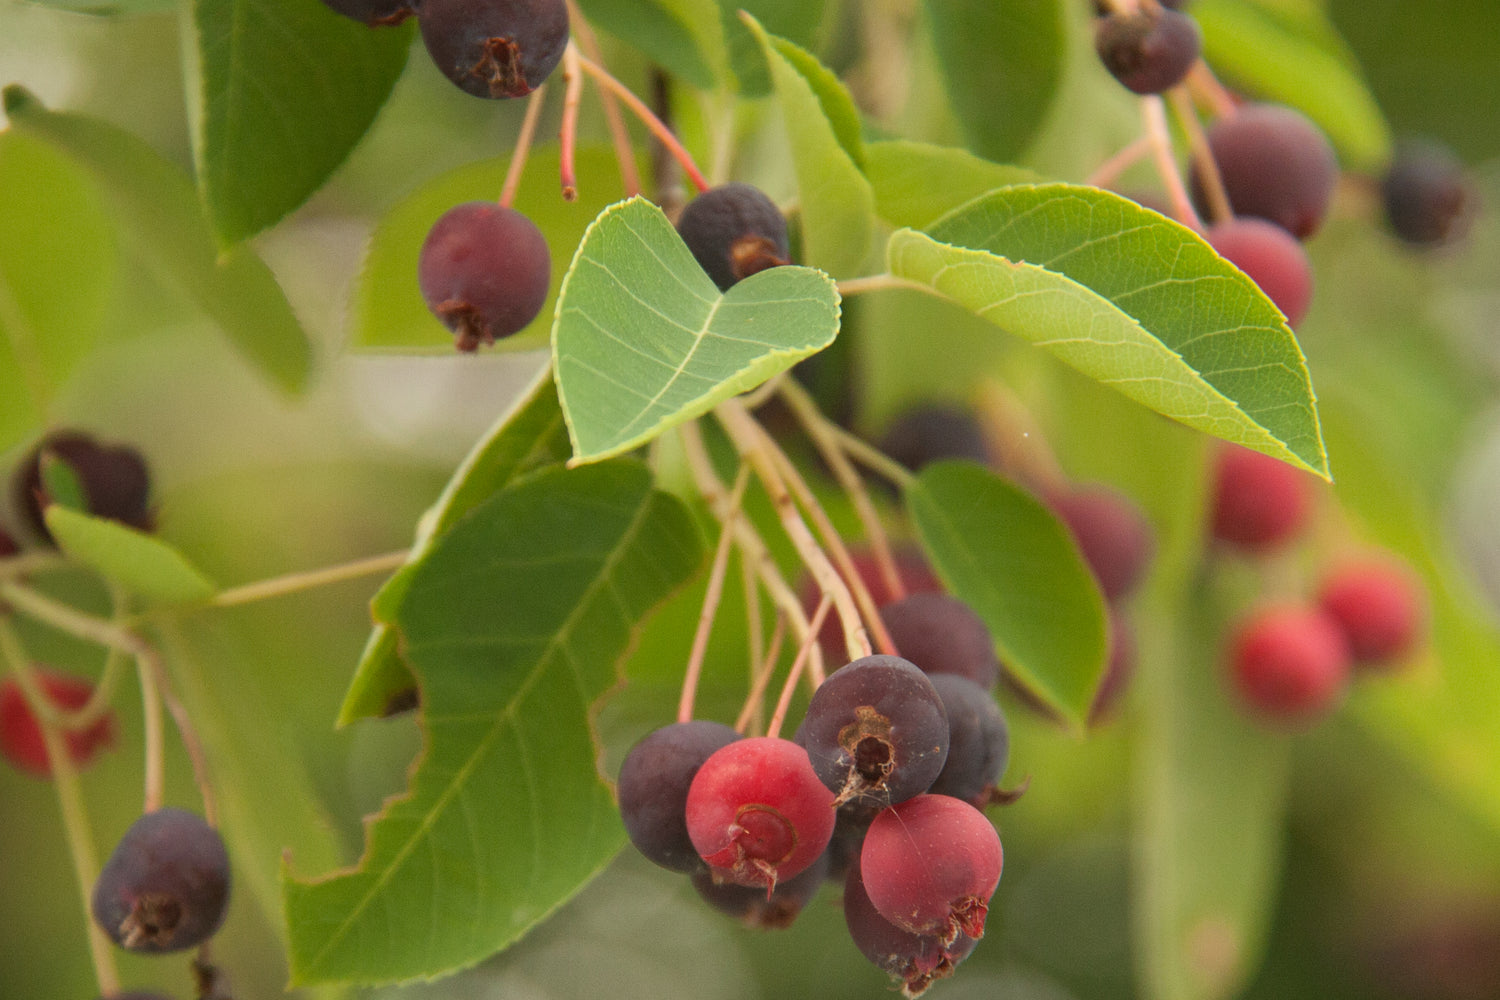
[685, 737, 836, 891]
[1210, 445, 1314, 552]
[1206, 217, 1314, 327]
[1192, 103, 1339, 239]
[1318, 557, 1426, 668]
[0, 668, 116, 777]
[844, 858, 977, 998]
[1048, 483, 1155, 601]
[418, 202, 551, 352]
[1228, 605, 1351, 721]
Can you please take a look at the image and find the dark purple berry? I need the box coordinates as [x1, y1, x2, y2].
[1094, 6, 1201, 95]
[877, 405, 989, 473]
[1048, 483, 1155, 601]
[1192, 104, 1339, 239]
[317, 0, 416, 26]
[794, 655, 949, 808]
[1206, 217, 1314, 326]
[844, 858, 977, 999]
[419, 0, 569, 99]
[617, 720, 739, 873]
[925, 674, 1009, 808]
[676, 183, 790, 291]
[691, 849, 828, 928]
[13, 430, 153, 545]
[824, 800, 882, 882]
[879, 593, 1000, 689]
[418, 202, 551, 351]
[1382, 139, 1479, 247]
[92, 808, 231, 953]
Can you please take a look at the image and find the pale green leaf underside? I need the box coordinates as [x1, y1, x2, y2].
[284, 462, 704, 985]
[905, 184, 1328, 478]
[44, 506, 217, 604]
[552, 197, 840, 464]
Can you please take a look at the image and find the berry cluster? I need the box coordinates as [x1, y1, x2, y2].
[9, 429, 154, 546]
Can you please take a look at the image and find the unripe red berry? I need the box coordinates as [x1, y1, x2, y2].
[1210, 445, 1314, 552]
[1206, 217, 1314, 327]
[1318, 557, 1426, 668]
[1228, 604, 1351, 722]
[0, 668, 117, 777]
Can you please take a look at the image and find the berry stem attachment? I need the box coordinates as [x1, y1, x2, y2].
[1168, 85, 1233, 225]
[766, 595, 833, 739]
[499, 83, 550, 210]
[678, 463, 752, 725]
[559, 45, 584, 201]
[574, 53, 710, 193]
[735, 612, 786, 734]
[206, 549, 411, 609]
[563, 0, 641, 197]
[1141, 94, 1202, 229]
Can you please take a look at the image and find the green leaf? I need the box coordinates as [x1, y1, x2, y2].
[14, 0, 172, 12]
[44, 506, 217, 604]
[921, 0, 1064, 163]
[865, 140, 1042, 230]
[188, 0, 412, 244]
[744, 15, 874, 278]
[905, 461, 1108, 728]
[766, 33, 864, 167]
[575, 0, 724, 90]
[337, 365, 573, 725]
[715, 0, 825, 95]
[893, 183, 1328, 477]
[38, 456, 87, 513]
[352, 147, 638, 351]
[283, 461, 704, 984]
[551, 197, 841, 464]
[1, 86, 312, 395]
[0, 131, 119, 453]
[1193, 0, 1391, 171]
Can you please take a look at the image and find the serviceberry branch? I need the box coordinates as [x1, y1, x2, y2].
[204, 549, 410, 610]
[499, 83, 549, 210]
[574, 53, 710, 193]
[563, 0, 641, 197]
[1168, 85, 1233, 225]
[678, 464, 752, 725]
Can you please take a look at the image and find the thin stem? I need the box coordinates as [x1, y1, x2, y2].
[740, 371, 786, 410]
[207, 549, 410, 609]
[766, 595, 832, 739]
[678, 464, 751, 724]
[734, 612, 785, 734]
[1141, 95, 1201, 230]
[141, 642, 216, 826]
[136, 645, 164, 814]
[564, 0, 642, 196]
[1186, 61, 1238, 119]
[974, 379, 1069, 495]
[559, 45, 584, 201]
[0, 619, 120, 997]
[1086, 133, 1153, 189]
[499, 83, 549, 209]
[835, 274, 936, 299]
[828, 424, 917, 490]
[0, 551, 67, 578]
[1168, 85, 1232, 226]
[742, 554, 763, 691]
[575, 54, 710, 193]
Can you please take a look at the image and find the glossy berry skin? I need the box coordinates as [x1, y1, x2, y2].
[691, 850, 828, 928]
[92, 808, 231, 953]
[1193, 104, 1339, 239]
[676, 183, 790, 291]
[926, 674, 1009, 807]
[879, 593, 1000, 689]
[1210, 445, 1314, 552]
[1094, 6, 1201, 95]
[14, 430, 153, 544]
[685, 737, 835, 890]
[0, 669, 117, 777]
[878, 405, 989, 473]
[617, 720, 739, 873]
[418, 202, 551, 351]
[1382, 140, 1478, 247]
[419, 0, 568, 99]
[1229, 605, 1351, 721]
[844, 859, 977, 999]
[1318, 558, 1425, 667]
[1206, 217, 1314, 326]
[795, 655, 949, 808]
[317, 0, 415, 25]
[1048, 484, 1155, 601]
[806, 546, 944, 663]
[860, 794, 1003, 943]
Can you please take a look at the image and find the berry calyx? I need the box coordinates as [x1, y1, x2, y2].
[1210, 445, 1314, 553]
[1318, 557, 1426, 668]
[1206, 217, 1315, 326]
[617, 720, 740, 873]
[418, 202, 551, 351]
[675, 183, 790, 291]
[690, 850, 828, 928]
[1094, 5, 1202, 95]
[879, 592, 1001, 689]
[1228, 604, 1351, 722]
[0, 668, 117, 777]
[92, 808, 231, 953]
[1048, 483, 1156, 601]
[1192, 103, 1339, 239]
[14, 430, 153, 544]
[418, 0, 569, 99]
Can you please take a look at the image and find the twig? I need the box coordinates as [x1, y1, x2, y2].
[1168, 85, 1232, 226]
[1141, 95, 1201, 230]
[678, 464, 751, 724]
[563, 0, 642, 196]
[734, 613, 786, 734]
[1086, 133, 1154, 189]
[207, 550, 409, 609]
[574, 53, 710, 193]
[766, 596, 832, 739]
[559, 45, 583, 201]
[499, 83, 549, 209]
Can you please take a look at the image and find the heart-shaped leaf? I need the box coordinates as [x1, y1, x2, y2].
[552, 197, 840, 464]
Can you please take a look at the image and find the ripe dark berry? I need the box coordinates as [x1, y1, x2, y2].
[805, 545, 944, 663]
[1048, 483, 1155, 601]
[1088, 610, 1137, 726]
[1206, 217, 1314, 326]
[795, 655, 949, 808]
[1192, 104, 1339, 239]
[317, 0, 415, 26]
[879, 592, 1000, 689]
[92, 808, 231, 953]
[0, 524, 18, 557]
[1094, 5, 1202, 95]
[1382, 139, 1479, 247]
[617, 720, 739, 873]
[1318, 557, 1425, 668]
[877, 405, 989, 473]
[418, 0, 568, 99]
[860, 794, 1002, 942]
[926, 674, 1009, 808]
[418, 202, 551, 351]
[1228, 604, 1350, 721]
[691, 849, 828, 928]
[14, 430, 153, 544]
[685, 737, 835, 890]
[0, 668, 117, 777]
[844, 858, 977, 998]
[675, 183, 790, 291]
[1210, 444, 1314, 552]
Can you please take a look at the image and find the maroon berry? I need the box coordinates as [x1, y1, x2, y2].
[1229, 604, 1351, 721]
[879, 592, 1000, 689]
[878, 405, 990, 473]
[1210, 445, 1314, 552]
[675, 183, 790, 291]
[419, 0, 569, 99]
[844, 858, 977, 998]
[1192, 104, 1339, 239]
[1382, 139, 1479, 248]
[1094, 6, 1202, 95]
[926, 674, 1010, 807]
[1318, 557, 1425, 668]
[691, 850, 828, 928]
[14, 430, 153, 544]
[0, 669, 117, 777]
[860, 794, 1002, 943]
[317, 0, 415, 26]
[1048, 483, 1155, 600]
[805, 546, 944, 663]
[418, 202, 551, 351]
[1206, 217, 1314, 326]
[617, 720, 740, 873]
[92, 808, 231, 953]
[1088, 610, 1137, 727]
[685, 737, 836, 890]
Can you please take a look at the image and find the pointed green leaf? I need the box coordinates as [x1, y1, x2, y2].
[0, 86, 312, 394]
[905, 461, 1108, 728]
[865, 139, 1042, 230]
[283, 461, 704, 984]
[744, 15, 874, 278]
[38, 456, 87, 514]
[715, 0, 825, 95]
[44, 506, 217, 604]
[765, 33, 864, 167]
[188, 0, 412, 244]
[892, 184, 1328, 477]
[338, 365, 573, 725]
[575, 0, 724, 90]
[551, 197, 841, 464]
